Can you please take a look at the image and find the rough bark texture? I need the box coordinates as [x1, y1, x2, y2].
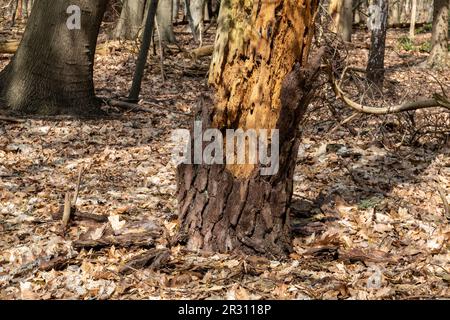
[366, 0, 388, 89]
[177, 0, 320, 257]
[0, 0, 108, 116]
[427, 0, 449, 67]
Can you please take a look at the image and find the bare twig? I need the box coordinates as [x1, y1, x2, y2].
[72, 166, 84, 206]
[436, 184, 449, 220]
[62, 192, 71, 228]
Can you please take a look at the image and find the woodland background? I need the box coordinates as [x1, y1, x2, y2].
[0, 0, 449, 299]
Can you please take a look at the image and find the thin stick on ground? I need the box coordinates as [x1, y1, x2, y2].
[62, 192, 71, 228]
[72, 166, 84, 206]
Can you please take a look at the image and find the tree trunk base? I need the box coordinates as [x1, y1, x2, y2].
[0, 66, 103, 117]
[177, 163, 294, 258]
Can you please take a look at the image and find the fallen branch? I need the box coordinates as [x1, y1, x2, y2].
[52, 209, 108, 223]
[0, 40, 19, 54]
[0, 115, 25, 123]
[39, 255, 80, 272]
[73, 231, 160, 250]
[120, 248, 171, 274]
[189, 45, 214, 59]
[330, 67, 450, 115]
[100, 97, 191, 116]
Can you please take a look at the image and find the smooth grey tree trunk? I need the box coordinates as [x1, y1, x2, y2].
[156, 0, 176, 43]
[114, 0, 145, 40]
[185, 0, 205, 45]
[0, 0, 108, 116]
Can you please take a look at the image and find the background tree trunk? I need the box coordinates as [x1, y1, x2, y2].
[409, 0, 417, 39]
[0, 0, 108, 116]
[390, 0, 401, 25]
[177, 0, 320, 257]
[185, 0, 205, 45]
[329, 0, 343, 33]
[114, 0, 145, 40]
[156, 0, 176, 43]
[366, 0, 388, 89]
[341, 0, 353, 42]
[427, 0, 449, 67]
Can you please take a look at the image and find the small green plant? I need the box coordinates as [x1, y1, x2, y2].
[398, 36, 415, 51]
[358, 196, 384, 210]
[418, 41, 432, 53]
[398, 36, 432, 53]
[416, 23, 433, 34]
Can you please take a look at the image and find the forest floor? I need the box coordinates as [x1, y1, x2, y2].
[0, 20, 449, 299]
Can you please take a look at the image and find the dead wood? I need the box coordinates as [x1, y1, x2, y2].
[0, 115, 25, 123]
[189, 45, 214, 59]
[73, 231, 160, 250]
[119, 248, 171, 274]
[329, 66, 450, 114]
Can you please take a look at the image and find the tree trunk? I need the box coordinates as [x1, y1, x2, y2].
[173, 0, 180, 21]
[176, 0, 320, 257]
[113, 0, 145, 40]
[341, 0, 353, 42]
[0, 0, 108, 116]
[329, 0, 343, 33]
[156, 0, 176, 43]
[390, 0, 401, 25]
[427, 0, 449, 67]
[409, 0, 417, 39]
[185, 0, 205, 45]
[366, 0, 388, 90]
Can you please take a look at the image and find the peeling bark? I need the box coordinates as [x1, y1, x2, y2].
[177, 0, 320, 257]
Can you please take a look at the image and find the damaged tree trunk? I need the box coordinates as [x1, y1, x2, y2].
[176, 0, 320, 257]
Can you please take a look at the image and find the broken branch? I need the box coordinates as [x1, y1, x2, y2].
[329, 66, 450, 115]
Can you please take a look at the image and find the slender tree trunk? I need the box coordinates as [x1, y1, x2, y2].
[156, 0, 176, 43]
[176, 0, 320, 257]
[390, 0, 401, 25]
[185, 0, 205, 45]
[0, 0, 108, 116]
[129, 0, 159, 101]
[409, 0, 417, 39]
[341, 0, 353, 42]
[113, 0, 145, 40]
[366, 0, 388, 89]
[427, 0, 449, 67]
[173, 0, 180, 21]
[329, 0, 343, 33]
